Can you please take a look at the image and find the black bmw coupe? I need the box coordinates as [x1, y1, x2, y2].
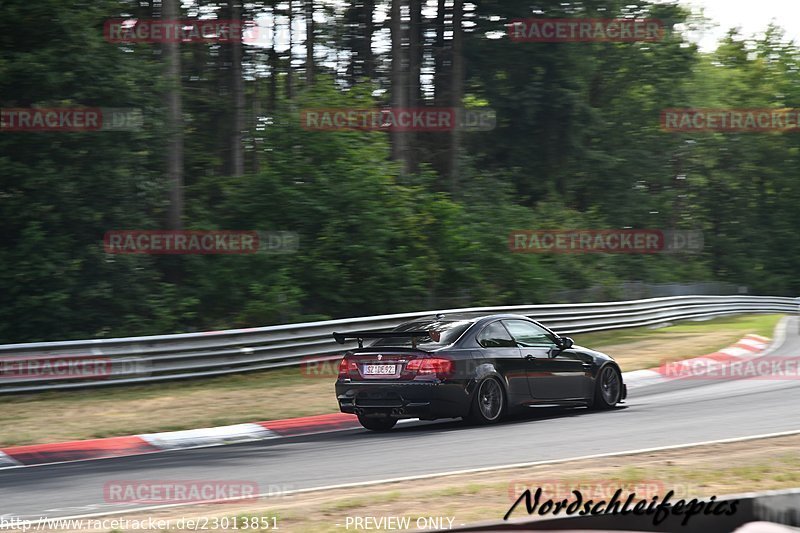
[334, 314, 626, 431]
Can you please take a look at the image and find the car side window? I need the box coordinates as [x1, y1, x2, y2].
[477, 322, 517, 348]
[503, 320, 556, 347]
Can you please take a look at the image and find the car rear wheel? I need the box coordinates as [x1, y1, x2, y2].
[357, 414, 398, 431]
[591, 365, 622, 409]
[468, 377, 505, 424]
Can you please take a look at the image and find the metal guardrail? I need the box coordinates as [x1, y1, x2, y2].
[0, 295, 794, 393]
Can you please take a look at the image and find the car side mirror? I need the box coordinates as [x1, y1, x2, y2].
[558, 336, 574, 349]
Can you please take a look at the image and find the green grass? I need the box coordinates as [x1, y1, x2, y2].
[573, 313, 782, 347]
[320, 491, 403, 513]
[0, 367, 309, 406]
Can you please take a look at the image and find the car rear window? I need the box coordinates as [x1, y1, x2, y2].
[370, 320, 472, 348]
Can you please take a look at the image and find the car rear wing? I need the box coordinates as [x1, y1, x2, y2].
[332, 330, 434, 348]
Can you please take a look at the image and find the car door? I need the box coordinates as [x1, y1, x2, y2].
[475, 321, 529, 405]
[503, 319, 587, 400]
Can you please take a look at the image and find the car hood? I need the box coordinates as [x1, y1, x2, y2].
[573, 344, 616, 363]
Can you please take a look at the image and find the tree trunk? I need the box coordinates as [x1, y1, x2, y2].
[448, 0, 463, 193]
[409, 0, 421, 106]
[286, 0, 294, 99]
[433, 0, 447, 106]
[230, 0, 245, 177]
[364, 0, 375, 80]
[407, 0, 421, 173]
[268, 1, 278, 112]
[305, 0, 314, 85]
[164, 0, 183, 229]
[390, 0, 408, 174]
[346, 0, 374, 83]
[430, 0, 449, 180]
[252, 77, 261, 173]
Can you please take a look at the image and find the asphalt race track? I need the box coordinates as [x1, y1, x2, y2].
[2, 318, 800, 521]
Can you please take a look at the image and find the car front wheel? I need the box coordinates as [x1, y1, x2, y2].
[591, 365, 623, 409]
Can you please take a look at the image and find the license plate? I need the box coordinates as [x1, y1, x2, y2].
[363, 364, 397, 375]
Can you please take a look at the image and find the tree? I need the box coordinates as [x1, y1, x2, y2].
[448, 0, 464, 191]
[164, 0, 184, 229]
[306, 0, 315, 84]
[230, 0, 245, 177]
[390, 0, 409, 174]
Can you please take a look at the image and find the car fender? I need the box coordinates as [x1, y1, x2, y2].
[598, 361, 623, 379]
[467, 363, 508, 402]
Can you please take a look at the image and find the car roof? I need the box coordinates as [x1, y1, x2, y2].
[375, 314, 551, 350]
[409, 313, 539, 325]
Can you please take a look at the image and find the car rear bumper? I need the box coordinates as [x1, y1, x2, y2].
[335, 380, 471, 420]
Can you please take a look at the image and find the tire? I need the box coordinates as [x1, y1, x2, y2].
[357, 414, 398, 431]
[467, 377, 505, 424]
[590, 365, 623, 410]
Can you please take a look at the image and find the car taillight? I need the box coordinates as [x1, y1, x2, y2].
[338, 357, 357, 378]
[406, 357, 453, 378]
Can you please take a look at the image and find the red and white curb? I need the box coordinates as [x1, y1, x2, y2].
[0, 413, 366, 469]
[137, 423, 277, 450]
[0, 451, 21, 467]
[0, 329, 780, 469]
[622, 333, 772, 390]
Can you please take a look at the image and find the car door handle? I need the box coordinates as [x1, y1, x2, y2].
[525, 354, 535, 361]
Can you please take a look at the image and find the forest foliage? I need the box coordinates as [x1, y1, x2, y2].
[1, 0, 798, 342]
